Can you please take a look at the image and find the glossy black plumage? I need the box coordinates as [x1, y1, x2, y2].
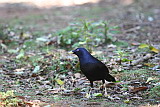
[72, 48, 116, 87]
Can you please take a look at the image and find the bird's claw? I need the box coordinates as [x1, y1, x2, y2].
[85, 93, 92, 98]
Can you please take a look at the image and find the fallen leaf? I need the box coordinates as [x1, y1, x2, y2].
[121, 58, 132, 62]
[105, 82, 117, 88]
[79, 41, 86, 45]
[131, 42, 140, 46]
[74, 73, 81, 78]
[0, 43, 7, 49]
[32, 66, 40, 74]
[130, 87, 148, 93]
[16, 95, 25, 99]
[87, 102, 101, 105]
[146, 77, 155, 83]
[16, 49, 25, 59]
[107, 44, 117, 48]
[144, 63, 155, 67]
[8, 49, 19, 53]
[138, 44, 149, 48]
[36, 37, 49, 42]
[152, 65, 160, 70]
[14, 68, 25, 72]
[56, 79, 64, 86]
[138, 44, 159, 53]
[93, 93, 102, 97]
[14, 71, 24, 75]
[131, 96, 142, 100]
[124, 99, 131, 103]
[149, 46, 160, 53]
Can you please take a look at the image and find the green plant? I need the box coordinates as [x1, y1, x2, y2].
[0, 90, 24, 107]
[57, 20, 120, 49]
[0, 25, 11, 51]
[114, 48, 132, 64]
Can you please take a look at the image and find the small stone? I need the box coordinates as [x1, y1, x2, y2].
[74, 73, 81, 78]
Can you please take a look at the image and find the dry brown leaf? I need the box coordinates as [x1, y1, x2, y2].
[130, 87, 148, 93]
[87, 102, 101, 105]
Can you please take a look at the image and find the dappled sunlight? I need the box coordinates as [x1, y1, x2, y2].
[0, 0, 100, 8]
[121, 0, 134, 5]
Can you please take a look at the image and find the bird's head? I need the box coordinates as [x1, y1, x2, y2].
[70, 48, 89, 57]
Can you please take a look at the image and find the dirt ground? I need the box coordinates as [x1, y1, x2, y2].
[0, 0, 160, 107]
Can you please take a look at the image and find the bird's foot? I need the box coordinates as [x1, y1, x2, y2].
[85, 93, 92, 98]
[100, 85, 105, 91]
[101, 83, 108, 97]
[104, 90, 108, 97]
[85, 87, 94, 98]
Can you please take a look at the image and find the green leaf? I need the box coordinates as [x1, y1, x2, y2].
[1, 43, 7, 49]
[121, 58, 132, 62]
[32, 66, 40, 74]
[56, 79, 64, 85]
[8, 49, 19, 53]
[138, 44, 150, 48]
[66, 39, 72, 44]
[72, 42, 80, 48]
[149, 46, 160, 53]
[113, 41, 128, 47]
[93, 93, 102, 97]
[124, 99, 131, 103]
[79, 41, 86, 44]
[114, 81, 121, 83]
[74, 88, 81, 92]
[16, 49, 24, 59]
[146, 77, 154, 83]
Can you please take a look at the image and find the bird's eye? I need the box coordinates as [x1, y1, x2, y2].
[76, 49, 79, 51]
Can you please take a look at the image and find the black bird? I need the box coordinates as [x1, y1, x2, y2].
[71, 48, 116, 88]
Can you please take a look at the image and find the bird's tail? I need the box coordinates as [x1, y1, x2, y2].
[106, 74, 116, 82]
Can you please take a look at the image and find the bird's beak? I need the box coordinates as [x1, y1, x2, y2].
[68, 51, 74, 54]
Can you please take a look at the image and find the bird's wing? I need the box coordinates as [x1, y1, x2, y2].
[81, 56, 109, 68]
[81, 62, 109, 74]
[80, 62, 109, 81]
[93, 62, 109, 73]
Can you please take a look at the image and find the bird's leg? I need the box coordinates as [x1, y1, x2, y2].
[103, 79, 108, 97]
[102, 79, 105, 84]
[104, 85, 108, 97]
[100, 79, 105, 91]
[86, 81, 93, 98]
[89, 81, 94, 96]
[101, 79, 107, 96]
[90, 81, 93, 88]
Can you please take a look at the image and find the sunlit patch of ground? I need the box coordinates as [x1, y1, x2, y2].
[0, 0, 100, 7]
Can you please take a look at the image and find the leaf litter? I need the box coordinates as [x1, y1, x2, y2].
[1, 45, 159, 106]
[0, 0, 160, 107]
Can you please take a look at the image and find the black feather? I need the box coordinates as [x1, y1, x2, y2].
[72, 48, 116, 87]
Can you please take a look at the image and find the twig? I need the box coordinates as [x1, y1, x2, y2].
[131, 53, 152, 66]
